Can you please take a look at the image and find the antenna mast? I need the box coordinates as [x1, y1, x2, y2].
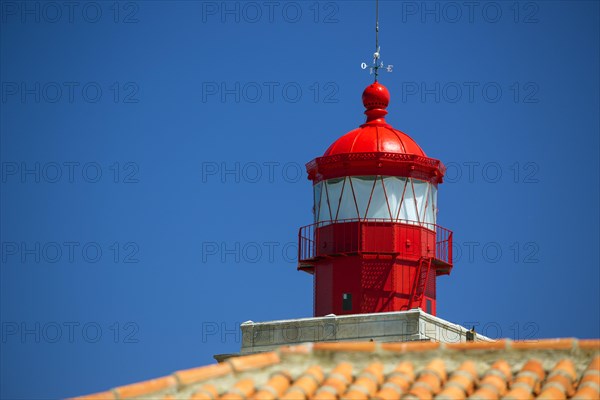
[374, 0, 380, 81]
[361, 0, 393, 81]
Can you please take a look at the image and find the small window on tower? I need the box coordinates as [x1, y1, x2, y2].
[426, 299, 432, 314]
[342, 293, 352, 311]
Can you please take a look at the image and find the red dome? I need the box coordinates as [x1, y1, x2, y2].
[307, 82, 444, 183]
[323, 125, 426, 157]
[323, 82, 426, 157]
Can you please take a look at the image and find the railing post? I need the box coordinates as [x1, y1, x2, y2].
[298, 228, 301, 261]
[448, 231, 453, 264]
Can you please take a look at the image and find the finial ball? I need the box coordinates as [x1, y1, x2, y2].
[374, 52, 380, 59]
[362, 82, 390, 110]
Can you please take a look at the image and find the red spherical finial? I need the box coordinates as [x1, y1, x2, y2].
[362, 82, 390, 109]
[362, 82, 390, 124]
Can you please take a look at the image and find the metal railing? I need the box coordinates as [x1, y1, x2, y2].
[299, 224, 317, 263]
[298, 218, 452, 265]
[435, 224, 453, 264]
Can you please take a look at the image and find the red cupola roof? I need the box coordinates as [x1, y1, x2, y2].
[307, 82, 445, 183]
[324, 82, 426, 157]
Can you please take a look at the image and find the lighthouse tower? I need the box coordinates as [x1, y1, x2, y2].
[298, 82, 453, 317]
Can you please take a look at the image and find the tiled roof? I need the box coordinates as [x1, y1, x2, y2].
[74, 338, 599, 400]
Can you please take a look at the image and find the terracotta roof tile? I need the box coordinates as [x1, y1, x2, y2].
[72, 391, 117, 400]
[405, 358, 446, 399]
[511, 338, 576, 350]
[114, 376, 177, 399]
[279, 344, 312, 355]
[280, 365, 324, 400]
[226, 352, 280, 372]
[588, 354, 600, 370]
[249, 372, 291, 400]
[381, 341, 440, 353]
[73, 338, 600, 400]
[373, 361, 414, 400]
[572, 386, 600, 400]
[473, 360, 511, 399]
[580, 370, 600, 385]
[189, 384, 218, 400]
[313, 361, 353, 399]
[219, 377, 254, 400]
[573, 355, 600, 400]
[342, 362, 383, 399]
[504, 359, 546, 399]
[446, 340, 507, 351]
[175, 363, 232, 386]
[436, 360, 476, 398]
[503, 386, 535, 400]
[314, 342, 376, 352]
[578, 340, 600, 351]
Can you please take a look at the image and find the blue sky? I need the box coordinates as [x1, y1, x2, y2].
[1, 1, 598, 398]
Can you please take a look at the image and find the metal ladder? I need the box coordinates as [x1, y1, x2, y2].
[408, 257, 432, 309]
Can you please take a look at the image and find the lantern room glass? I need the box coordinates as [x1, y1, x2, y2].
[313, 176, 438, 226]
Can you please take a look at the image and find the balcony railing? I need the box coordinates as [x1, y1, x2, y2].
[298, 218, 452, 266]
[435, 224, 452, 265]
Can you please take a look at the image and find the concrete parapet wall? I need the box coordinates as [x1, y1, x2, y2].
[240, 309, 491, 354]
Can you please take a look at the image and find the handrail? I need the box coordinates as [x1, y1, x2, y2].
[298, 218, 453, 265]
[306, 217, 439, 231]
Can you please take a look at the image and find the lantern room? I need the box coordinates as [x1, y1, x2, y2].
[298, 82, 453, 317]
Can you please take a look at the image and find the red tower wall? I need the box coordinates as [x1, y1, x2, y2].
[313, 256, 437, 316]
[304, 222, 445, 316]
[314, 222, 437, 260]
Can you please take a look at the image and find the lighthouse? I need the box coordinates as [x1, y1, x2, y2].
[237, 2, 479, 353]
[297, 81, 453, 317]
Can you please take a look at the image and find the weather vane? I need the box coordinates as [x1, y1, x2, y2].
[361, 0, 393, 81]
